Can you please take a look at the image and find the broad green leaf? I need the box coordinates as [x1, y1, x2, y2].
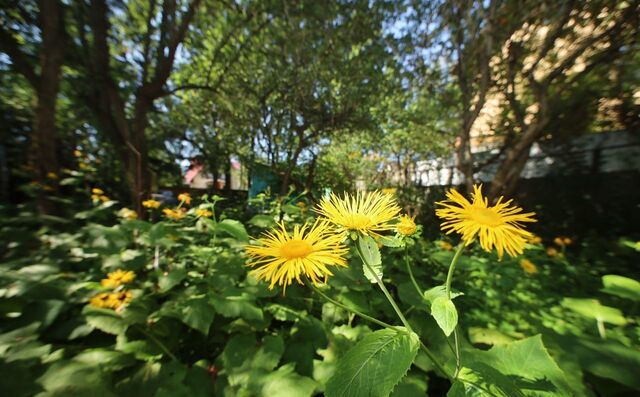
[260, 363, 317, 397]
[181, 298, 216, 335]
[431, 297, 458, 336]
[158, 269, 187, 292]
[325, 328, 419, 397]
[216, 219, 249, 242]
[357, 236, 382, 283]
[211, 288, 263, 321]
[460, 335, 572, 397]
[423, 285, 463, 304]
[561, 298, 626, 325]
[601, 274, 640, 301]
[249, 214, 276, 228]
[468, 327, 514, 346]
[83, 306, 127, 335]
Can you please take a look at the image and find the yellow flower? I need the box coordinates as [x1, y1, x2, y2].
[102, 290, 133, 310]
[99, 195, 110, 202]
[46, 172, 58, 180]
[554, 236, 572, 247]
[178, 192, 192, 205]
[315, 191, 401, 237]
[163, 208, 185, 220]
[142, 199, 161, 209]
[195, 208, 213, 217]
[519, 259, 538, 274]
[245, 220, 348, 291]
[92, 188, 104, 195]
[528, 235, 542, 245]
[100, 269, 136, 288]
[296, 201, 307, 209]
[439, 241, 453, 251]
[118, 208, 138, 220]
[73, 149, 82, 157]
[396, 214, 417, 236]
[546, 247, 561, 257]
[89, 292, 111, 308]
[435, 184, 536, 258]
[381, 188, 397, 196]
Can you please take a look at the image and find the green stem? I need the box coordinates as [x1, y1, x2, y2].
[446, 243, 465, 299]
[405, 246, 423, 297]
[596, 318, 607, 339]
[310, 282, 452, 381]
[445, 243, 465, 377]
[356, 243, 412, 331]
[309, 284, 396, 330]
[136, 326, 179, 362]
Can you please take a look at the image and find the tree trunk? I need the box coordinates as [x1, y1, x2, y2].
[32, 0, 65, 215]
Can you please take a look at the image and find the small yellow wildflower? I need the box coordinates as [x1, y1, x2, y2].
[439, 241, 453, 251]
[546, 247, 561, 257]
[396, 214, 417, 236]
[142, 199, 161, 209]
[73, 150, 82, 157]
[435, 184, 536, 258]
[46, 172, 58, 180]
[316, 191, 401, 238]
[163, 208, 185, 220]
[195, 208, 213, 217]
[100, 269, 136, 288]
[528, 235, 542, 245]
[89, 292, 111, 308]
[245, 220, 348, 291]
[381, 188, 397, 196]
[118, 208, 138, 220]
[554, 236, 572, 247]
[519, 259, 538, 274]
[92, 188, 104, 195]
[178, 192, 192, 205]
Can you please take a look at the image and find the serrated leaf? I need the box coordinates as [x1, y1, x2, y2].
[158, 269, 187, 292]
[601, 274, 640, 301]
[260, 363, 317, 397]
[216, 219, 249, 242]
[325, 328, 419, 397]
[423, 285, 463, 304]
[431, 297, 458, 336]
[181, 298, 216, 335]
[357, 236, 382, 283]
[83, 306, 127, 335]
[459, 335, 572, 397]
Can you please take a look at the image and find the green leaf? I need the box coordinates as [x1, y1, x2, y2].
[249, 214, 276, 228]
[423, 285, 463, 304]
[158, 269, 187, 292]
[216, 219, 249, 242]
[325, 328, 419, 397]
[181, 298, 216, 335]
[357, 236, 382, 283]
[459, 335, 572, 397]
[601, 274, 640, 301]
[468, 327, 514, 347]
[211, 288, 263, 321]
[83, 306, 127, 335]
[561, 298, 627, 325]
[431, 297, 458, 337]
[260, 363, 317, 397]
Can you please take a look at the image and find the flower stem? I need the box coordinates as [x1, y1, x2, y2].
[405, 246, 423, 296]
[136, 325, 179, 362]
[445, 243, 465, 377]
[446, 243, 465, 299]
[309, 284, 396, 330]
[356, 243, 412, 331]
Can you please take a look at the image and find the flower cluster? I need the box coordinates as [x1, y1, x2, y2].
[89, 269, 135, 311]
[195, 208, 213, 218]
[90, 291, 133, 310]
[178, 192, 192, 205]
[163, 208, 185, 220]
[142, 199, 161, 209]
[91, 187, 110, 202]
[118, 208, 138, 220]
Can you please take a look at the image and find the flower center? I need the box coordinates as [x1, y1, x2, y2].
[470, 207, 503, 227]
[280, 239, 313, 259]
[347, 213, 372, 229]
